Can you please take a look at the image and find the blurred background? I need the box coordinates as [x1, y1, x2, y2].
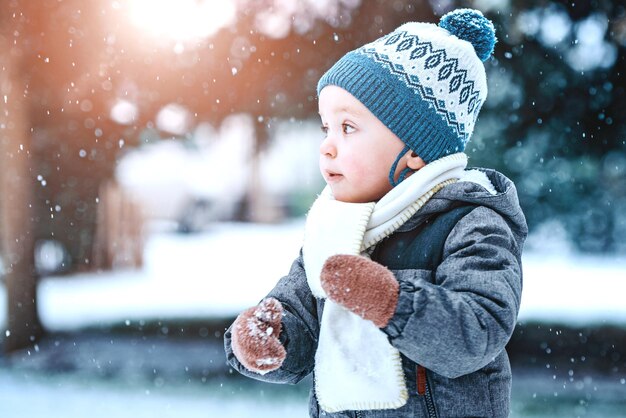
[1, 0, 625, 416]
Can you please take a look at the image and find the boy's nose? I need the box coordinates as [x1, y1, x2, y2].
[319, 136, 337, 158]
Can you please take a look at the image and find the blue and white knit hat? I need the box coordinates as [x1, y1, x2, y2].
[317, 8, 496, 179]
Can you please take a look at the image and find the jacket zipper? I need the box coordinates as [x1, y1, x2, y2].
[417, 365, 437, 418]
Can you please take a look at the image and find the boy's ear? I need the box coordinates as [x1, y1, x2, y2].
[405, 150, 426, 171]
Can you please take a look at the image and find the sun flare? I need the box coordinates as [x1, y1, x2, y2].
[128, 0, 237, 41]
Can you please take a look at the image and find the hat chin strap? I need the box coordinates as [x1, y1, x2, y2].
[388, 145, 413, 187]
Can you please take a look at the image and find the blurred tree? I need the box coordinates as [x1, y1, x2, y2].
[0, 1, 43, 353]
[459, 0, 625, 252]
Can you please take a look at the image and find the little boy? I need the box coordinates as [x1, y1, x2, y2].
[224, 8, 527, 418]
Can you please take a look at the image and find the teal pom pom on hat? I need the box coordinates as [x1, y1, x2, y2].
[439, 8, 497, 61]
[317, 8, 496, 181]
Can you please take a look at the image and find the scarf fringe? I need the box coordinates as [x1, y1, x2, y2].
[319, 387, 409, 413]
[349, 204, 376, 257]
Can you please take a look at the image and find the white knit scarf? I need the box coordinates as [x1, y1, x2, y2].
[303, 153, 468, 413]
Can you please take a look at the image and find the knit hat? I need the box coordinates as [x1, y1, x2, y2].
[317, 8, 496, 182]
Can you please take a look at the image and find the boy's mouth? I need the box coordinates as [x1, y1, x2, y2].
[324, 170, 343, 182]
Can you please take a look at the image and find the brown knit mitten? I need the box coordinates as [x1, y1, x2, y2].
[320, 254, 399, 328]
[231, 297, 286, 374]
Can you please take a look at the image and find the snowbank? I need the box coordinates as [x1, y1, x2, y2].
[519, 253, 626, 325]
[0, 370, 308, 418]
[1, 221, 625, 331]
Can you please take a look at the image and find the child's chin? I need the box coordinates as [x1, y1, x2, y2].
[333, 192, 368, 204]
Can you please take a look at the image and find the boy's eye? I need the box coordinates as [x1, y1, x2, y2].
[320, 125, 329, 136]
[342, 123, 355, 134]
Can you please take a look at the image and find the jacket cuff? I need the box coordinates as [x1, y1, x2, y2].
[278, 309, 316, 377]
[382, 283, 415, 339]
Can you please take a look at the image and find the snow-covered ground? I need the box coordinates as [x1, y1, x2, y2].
[0, 370, 309, 418]
[1, 220, 626, 331]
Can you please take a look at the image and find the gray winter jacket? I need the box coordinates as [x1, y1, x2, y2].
[224, 169, 527, 418]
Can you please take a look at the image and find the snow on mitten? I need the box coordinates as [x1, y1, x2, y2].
[231, 297, 286, 375]
[320, 254, 399, 328]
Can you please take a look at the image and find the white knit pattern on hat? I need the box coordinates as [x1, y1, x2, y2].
[358, 22, 488, 147]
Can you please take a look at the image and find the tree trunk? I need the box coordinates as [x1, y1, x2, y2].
[0, 29, 42, 353]
[244, 117, 284, 223]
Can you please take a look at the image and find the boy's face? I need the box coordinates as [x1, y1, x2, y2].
[318, 85, 408, 203]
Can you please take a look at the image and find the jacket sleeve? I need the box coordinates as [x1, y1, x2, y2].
[383, 207, 524, 378]
[224, 253, 319, 384]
